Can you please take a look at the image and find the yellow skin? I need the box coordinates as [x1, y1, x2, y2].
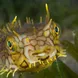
[0, 4, 66, 77]
[4, 19, 65, 76]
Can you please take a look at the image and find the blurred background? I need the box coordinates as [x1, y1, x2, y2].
[0, 0, 78, 78]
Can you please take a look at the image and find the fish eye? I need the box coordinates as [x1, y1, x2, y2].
[55, 26, 59, 32]
[7, 41, 15, 51]
[7, 41, 12, 48]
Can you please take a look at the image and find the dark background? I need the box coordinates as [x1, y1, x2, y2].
[0, 0, 78, 28]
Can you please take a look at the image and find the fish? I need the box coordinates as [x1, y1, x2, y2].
[0, 4, 66, 77]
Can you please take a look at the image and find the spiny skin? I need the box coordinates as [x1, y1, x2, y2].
[0, 19, 66, 77]
[0, 4, 66, 77]
[6, 19, 58, 72]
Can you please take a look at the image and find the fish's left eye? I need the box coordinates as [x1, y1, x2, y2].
[7, 41, 14, 50]
[7, 41, 12, 48]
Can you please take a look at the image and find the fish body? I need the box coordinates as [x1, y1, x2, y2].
[0, 4, 66, 77]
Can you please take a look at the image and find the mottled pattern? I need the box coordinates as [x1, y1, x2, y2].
[0, 4, 66, 77]
[5, 20, 57, 71]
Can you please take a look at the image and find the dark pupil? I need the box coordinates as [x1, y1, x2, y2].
[55, 27, 58, 32]
[8, 41, 12, 47]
